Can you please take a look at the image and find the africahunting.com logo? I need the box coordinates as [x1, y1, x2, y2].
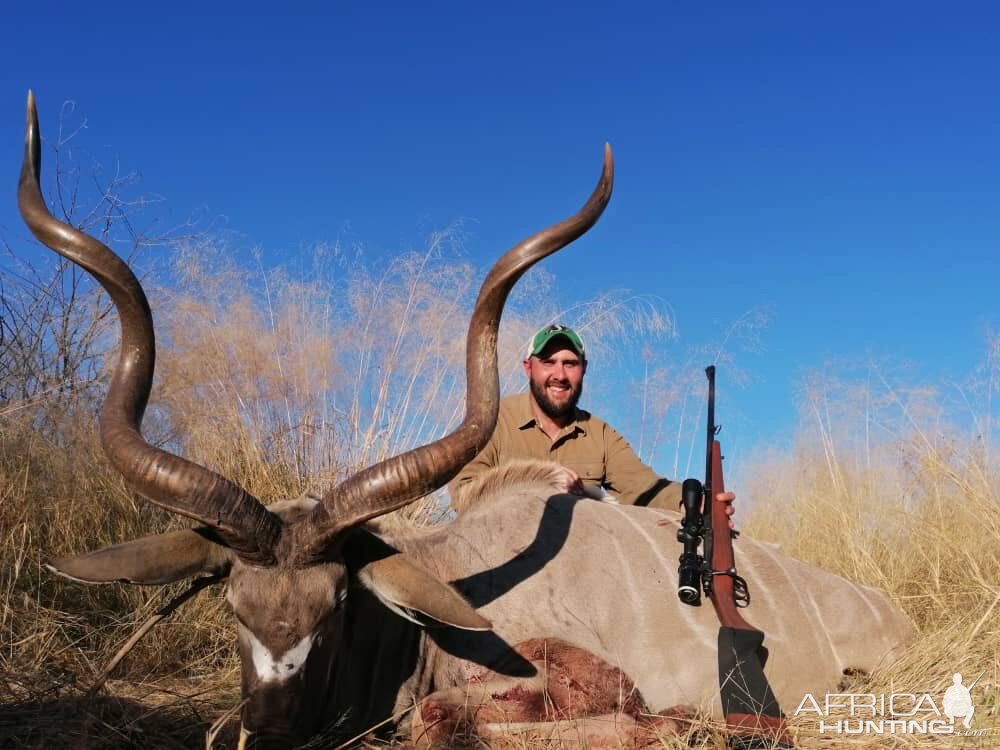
[794, 670, 993, 738]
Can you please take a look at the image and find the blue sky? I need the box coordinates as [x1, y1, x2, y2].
[2, 3, 998, 481]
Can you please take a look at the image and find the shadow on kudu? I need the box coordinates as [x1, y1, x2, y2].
[338, 498, 585, 677]
[453, 495, 579, 610]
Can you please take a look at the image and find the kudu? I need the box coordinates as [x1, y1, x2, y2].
[22, 94, 911, 748]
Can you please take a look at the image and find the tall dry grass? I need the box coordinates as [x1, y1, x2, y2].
[2, 213, 996, 748]
[743, 352, 999, 748]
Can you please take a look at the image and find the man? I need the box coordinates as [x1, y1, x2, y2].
[449, 324, 736, 519]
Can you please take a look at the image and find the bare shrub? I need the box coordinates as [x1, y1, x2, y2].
[1, 101, 200, 421]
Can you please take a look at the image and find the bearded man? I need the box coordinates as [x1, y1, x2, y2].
[449, 324, 736, 517]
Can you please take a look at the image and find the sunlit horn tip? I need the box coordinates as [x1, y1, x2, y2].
[593, 144, 614, 203]
[22, 91, 41, 184]
[25, 91, 38, 130]
[598, 144, 613, 179]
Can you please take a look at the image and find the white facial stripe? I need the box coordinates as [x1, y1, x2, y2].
[244, 627, 315, 683]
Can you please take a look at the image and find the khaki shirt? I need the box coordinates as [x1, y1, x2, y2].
[449, 393, 681, 508]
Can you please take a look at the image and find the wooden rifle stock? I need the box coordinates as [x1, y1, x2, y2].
[706, 437, 751, 630]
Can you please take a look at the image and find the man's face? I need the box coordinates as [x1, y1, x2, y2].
[523, 340, 586, 420]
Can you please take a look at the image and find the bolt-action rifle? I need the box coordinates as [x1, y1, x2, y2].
[677, 366, 795, 749]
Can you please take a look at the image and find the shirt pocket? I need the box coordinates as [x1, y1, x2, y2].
[572, 460, 605, 484]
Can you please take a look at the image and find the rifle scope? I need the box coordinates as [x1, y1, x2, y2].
[677, 477, 705, 605]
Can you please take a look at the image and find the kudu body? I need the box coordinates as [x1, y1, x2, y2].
[349, 461, 911, 742]
[20, 94, 910, 748]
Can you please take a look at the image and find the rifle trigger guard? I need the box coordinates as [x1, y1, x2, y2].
[707, 568, 751, 607]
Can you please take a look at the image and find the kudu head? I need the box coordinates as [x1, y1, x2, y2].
[20, 92, 613, 746]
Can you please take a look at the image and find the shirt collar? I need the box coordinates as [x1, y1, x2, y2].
[514, 391, 588, 435]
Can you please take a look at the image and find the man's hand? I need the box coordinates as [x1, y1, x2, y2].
[555, 465, 585, 496]
[716, 491, 736, 529]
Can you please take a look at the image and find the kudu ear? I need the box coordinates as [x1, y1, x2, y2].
[46, 528, 233, 585]
[343, 529, 491, 631]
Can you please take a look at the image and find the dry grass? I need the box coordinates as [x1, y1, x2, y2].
[0, 410, 241, 748]
[741, 356, 999, 749]
[1, 228, 996, 747]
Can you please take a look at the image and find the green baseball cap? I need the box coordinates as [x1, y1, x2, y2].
[527, 324, 586, 358]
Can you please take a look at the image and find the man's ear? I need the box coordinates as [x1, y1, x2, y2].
[522, 357, 532, 376]
[342, 528, 491, 631]
[46, 528, 233, 585]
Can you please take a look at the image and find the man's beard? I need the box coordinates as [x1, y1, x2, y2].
[530, 378, 583, 420]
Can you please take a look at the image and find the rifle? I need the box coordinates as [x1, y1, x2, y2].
[677, 366, 795, 749]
